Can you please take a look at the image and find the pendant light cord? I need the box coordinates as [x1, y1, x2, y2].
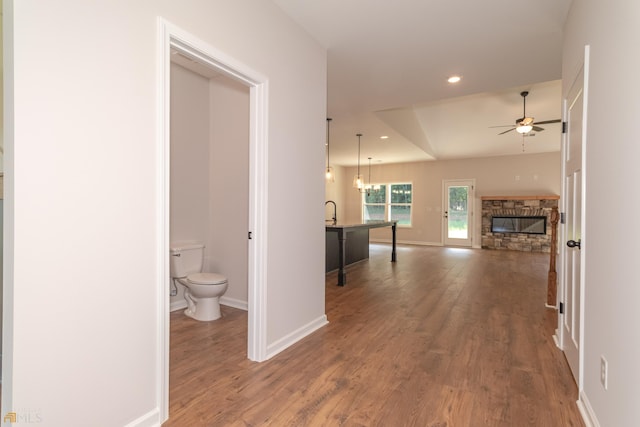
[356, 133, 362, 177]
[326, 118, 332, 170]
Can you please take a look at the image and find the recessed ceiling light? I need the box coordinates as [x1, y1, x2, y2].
[447, 75, 461, 83]
[380, 135, 389, 139]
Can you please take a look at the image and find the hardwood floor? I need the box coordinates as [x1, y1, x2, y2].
[164, 244, 584, 426]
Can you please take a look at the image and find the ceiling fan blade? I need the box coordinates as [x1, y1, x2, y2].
[534, 119, 561, 125]
[532, 126, 545, 132]
[489, 125, 515, 128]
[498, 128, 516, 135]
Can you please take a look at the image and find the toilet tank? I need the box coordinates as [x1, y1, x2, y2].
[170, 242, 205, 278]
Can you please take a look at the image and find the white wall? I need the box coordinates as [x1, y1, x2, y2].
[5, 1, 326, 425]
[335, 152, 560, 247]
[170, 63, 210, 243]
[208, 75, 250, 307]
[0, 0, 4, 172]
[170, 62, 210, 307]
[563, 1, 640, 426]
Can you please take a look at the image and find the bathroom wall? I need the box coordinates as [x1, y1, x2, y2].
[170, 63, 211, 307]
[170, 62, 250, 310]
[208, 76, 250, 307]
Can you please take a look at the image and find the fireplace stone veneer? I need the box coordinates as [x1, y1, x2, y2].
[481, 195, 559, 253]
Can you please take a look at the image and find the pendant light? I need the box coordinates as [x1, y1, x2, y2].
[353, 133, 365, 192]
[325, 118, 334, 182]
[365, 157, 380, 196]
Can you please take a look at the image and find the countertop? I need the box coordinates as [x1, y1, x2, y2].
[325, 220, 397, 231]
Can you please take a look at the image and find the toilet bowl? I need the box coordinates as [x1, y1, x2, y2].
[170, 242, 229, 321]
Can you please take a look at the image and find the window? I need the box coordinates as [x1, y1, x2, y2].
[363, 183, 412, 226]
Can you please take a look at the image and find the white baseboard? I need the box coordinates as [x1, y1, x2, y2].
[369, 238, 443, 247]
[220, 296, 248, 311]
[577, 390, 600, 427]
[552, 333, 560, 349]
[170, 297, 248, 312]
[170, 299, 187, 312]
[370, 238, 484, 249]
[266, 315, 329, 359]
[123, 408, 161, 427]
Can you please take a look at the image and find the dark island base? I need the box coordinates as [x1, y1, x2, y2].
[325, 221, 397, 286]
[325, 228, 370, 273]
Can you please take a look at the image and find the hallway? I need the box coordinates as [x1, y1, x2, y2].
[165, 244, 583, 426]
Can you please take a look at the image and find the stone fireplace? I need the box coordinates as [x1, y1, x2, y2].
[481, 195, 559, 253]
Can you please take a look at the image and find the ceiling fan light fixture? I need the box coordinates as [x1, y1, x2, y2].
[447, 75, 461, 83]
[492, 90, 561, 136]
[516, 116, 534, 133]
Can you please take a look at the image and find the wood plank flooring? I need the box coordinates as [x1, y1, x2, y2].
[164, 244, 584, 426]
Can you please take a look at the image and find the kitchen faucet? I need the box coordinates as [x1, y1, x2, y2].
[325, 200, 337, 225]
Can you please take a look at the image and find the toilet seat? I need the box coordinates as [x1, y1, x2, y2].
[186, 272, 228, 285]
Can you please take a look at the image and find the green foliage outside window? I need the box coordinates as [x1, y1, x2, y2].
[390, 184, 412, 203]
[448, 186, 467, 211]
[364, 185, 386, 203]
[363, 183, 412, 226]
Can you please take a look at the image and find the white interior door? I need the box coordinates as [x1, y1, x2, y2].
[443, 179, 474, 247]
[561, 52, 587, 386]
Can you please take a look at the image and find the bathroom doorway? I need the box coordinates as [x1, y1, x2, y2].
[158, 21, 269, 421]
[169, 55, 250, 314]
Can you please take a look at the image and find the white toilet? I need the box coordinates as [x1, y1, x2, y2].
[170, 242, 228, 321]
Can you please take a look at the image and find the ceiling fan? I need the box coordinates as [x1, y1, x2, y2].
[491, 91, 561, 135]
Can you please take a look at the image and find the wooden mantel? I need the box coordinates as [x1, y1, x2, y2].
[481, 195, 559, 201]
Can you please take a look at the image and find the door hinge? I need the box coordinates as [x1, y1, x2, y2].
[559, 302, 564, 314]
[560, 212, 565, 224]
[248, 231, 253, 240]
[562, 121, 567, 133]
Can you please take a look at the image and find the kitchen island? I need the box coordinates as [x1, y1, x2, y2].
[325, 220, 397, 286]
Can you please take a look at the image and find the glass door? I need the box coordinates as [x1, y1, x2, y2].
[443, 180, 474, 247]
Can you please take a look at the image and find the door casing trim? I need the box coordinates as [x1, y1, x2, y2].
[156, 18, 270, 423]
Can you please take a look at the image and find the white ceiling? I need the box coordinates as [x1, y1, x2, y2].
[273, 0, 572, 166]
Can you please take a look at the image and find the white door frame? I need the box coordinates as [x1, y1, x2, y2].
[157, 19, 269, 422]
[442, 179, 475, 247]
[557, 45, 589, 393]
